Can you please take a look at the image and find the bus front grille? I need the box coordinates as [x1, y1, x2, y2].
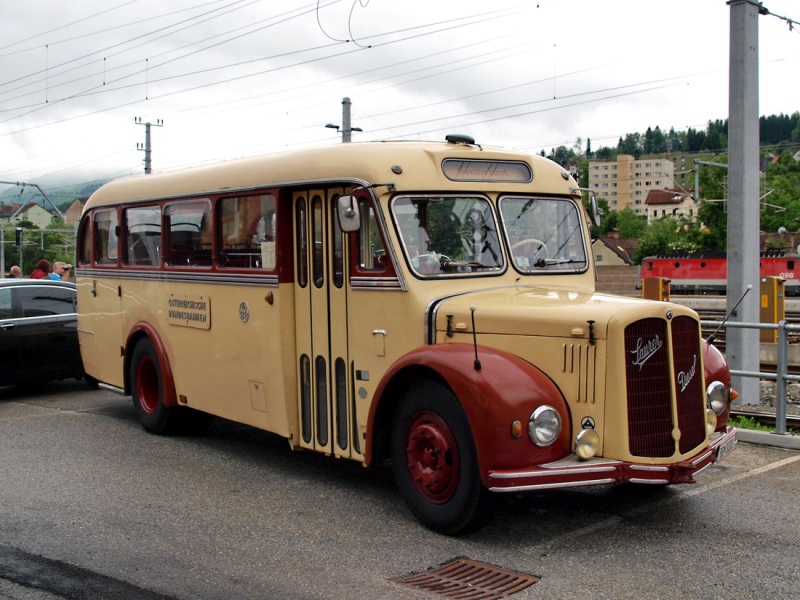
[624, 316, 705, 458]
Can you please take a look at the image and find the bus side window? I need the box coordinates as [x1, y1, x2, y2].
[124, 206, 161, 267]
[357, 199, 387, 270]
[93, 209, 118, 265]
[219, 194, 276, 270]
[77, 216, 92, 265]
[165, 200, 212, 267]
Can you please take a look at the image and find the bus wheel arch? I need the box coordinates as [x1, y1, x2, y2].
[125, 325, 177, 406]
[126, 335, 179, 434]
[370, 365, 445, 464]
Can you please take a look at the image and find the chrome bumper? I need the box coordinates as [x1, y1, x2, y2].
[488, 426, 737, 492]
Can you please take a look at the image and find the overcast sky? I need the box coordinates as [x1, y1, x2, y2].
[1, 0, 798, 194]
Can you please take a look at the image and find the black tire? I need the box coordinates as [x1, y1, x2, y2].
[391, 380, 492, 535]
[130, 338, 180, 435]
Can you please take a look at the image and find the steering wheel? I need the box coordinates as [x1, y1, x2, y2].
[511, 238, 549, 266]
[412, 253, 446, 275]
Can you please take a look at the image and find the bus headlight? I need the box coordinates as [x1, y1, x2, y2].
[707, 381, 728, 415]
[528, 406, 561, 447]
[705, 409, 718, 436]
[575, 429, 600, 460]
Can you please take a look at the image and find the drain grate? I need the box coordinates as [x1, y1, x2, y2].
[393, 557, 539, 599]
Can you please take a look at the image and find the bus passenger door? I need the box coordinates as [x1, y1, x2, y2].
[293, 189, 355, 458]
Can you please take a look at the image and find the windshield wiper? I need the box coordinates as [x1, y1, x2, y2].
[533, 257, 587, 267]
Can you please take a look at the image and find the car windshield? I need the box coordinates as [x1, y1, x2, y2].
[391, 196, 504, 276]
[499, 196, 588, 273]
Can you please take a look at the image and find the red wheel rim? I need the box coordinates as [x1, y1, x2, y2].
[405, 411, 460, 504]
[135, 355, 159, 414]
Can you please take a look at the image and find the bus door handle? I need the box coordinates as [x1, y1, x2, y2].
[372, 329, 387, 357]
[91, 281, 97, 297]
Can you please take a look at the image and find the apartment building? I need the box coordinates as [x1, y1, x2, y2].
[588, 154, 675, 215]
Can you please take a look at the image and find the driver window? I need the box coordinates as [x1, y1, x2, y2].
[391, 196, 503, 277]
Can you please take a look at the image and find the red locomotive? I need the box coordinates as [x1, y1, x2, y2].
[641, 252, 800, 296]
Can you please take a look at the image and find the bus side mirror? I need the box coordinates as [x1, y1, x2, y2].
[337, 195, 361, 233]
[590, 194, 602, 227]
[571, 187, 602, 227]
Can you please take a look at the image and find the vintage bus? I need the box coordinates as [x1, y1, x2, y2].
[76, 136, 737, 534]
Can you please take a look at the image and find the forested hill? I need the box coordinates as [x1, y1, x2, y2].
[592, 112, 799, 159]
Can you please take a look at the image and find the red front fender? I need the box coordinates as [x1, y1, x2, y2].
[367, 343, 572, 484]
[703, 339, 733, 428]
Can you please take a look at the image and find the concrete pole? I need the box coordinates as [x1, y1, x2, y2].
[136, 118, 163, 174]
[727, 0, 761, 405]
[342, 97, 353, 143]
[144, 123, 152, 174]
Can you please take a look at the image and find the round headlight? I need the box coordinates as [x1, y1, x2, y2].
[575, 428, 600, 460]
[528, 405, 561, 447]
[705, 409, 718, 436]
[707, 381, 728, 415]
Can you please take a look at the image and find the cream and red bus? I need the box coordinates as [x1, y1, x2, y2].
[76, 135, 737, 534]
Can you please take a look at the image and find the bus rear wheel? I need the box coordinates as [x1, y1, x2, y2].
[391, 380, 491, 535]
[130, 338, 180, 435]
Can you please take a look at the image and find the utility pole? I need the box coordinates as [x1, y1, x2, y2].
[135, 117, 163, 174]
[325, 97, 362, 143]
[727, 0, 763, 406]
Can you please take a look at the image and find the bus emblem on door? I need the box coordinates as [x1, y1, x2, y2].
[239, 302, 250, 323]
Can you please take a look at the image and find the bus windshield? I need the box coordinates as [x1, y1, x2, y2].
[391, 196, 504, 276]
[499, 196, 588, 273]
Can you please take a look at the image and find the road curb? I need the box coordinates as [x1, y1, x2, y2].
[736, 428, 800, 450]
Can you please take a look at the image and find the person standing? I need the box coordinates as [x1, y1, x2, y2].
[30, 259, 52, 279]
[6, 265, 21, 278]
[47, 262, 72, 280]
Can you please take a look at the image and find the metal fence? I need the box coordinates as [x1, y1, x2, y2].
[701, 319, 799, 436]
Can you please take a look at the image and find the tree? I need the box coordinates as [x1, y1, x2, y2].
[632, 217, 681, 263]
[643, 127, 654, 155]
[548, 145, 575, 166]
[695, 201, 726, 251]
[594, 145, 615, 160]
[667, 127, 684, 152]
[616, 208, 647, 239]
[617, 133, 641, 156]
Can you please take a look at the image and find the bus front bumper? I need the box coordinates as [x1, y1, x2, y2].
[487, 426, 737, 492]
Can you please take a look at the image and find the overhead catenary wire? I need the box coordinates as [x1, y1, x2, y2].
[1, 1, 797, 184]
[0, 7, 523, 132]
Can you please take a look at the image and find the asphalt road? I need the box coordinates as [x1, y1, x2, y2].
[1, 380, 799, 600]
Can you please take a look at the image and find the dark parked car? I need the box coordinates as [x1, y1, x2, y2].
[0, 279, 84, 386]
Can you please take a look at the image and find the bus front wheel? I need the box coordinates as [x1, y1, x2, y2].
[390, 380, 491, 535]
[130, 338, 179, 435]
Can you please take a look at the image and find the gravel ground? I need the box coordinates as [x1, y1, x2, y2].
[734, 381, 800, 416]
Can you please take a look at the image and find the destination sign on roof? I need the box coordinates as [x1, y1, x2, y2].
[442, 159, 532, 183]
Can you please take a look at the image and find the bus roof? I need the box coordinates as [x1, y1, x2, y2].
[85, 139, 578, 208]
